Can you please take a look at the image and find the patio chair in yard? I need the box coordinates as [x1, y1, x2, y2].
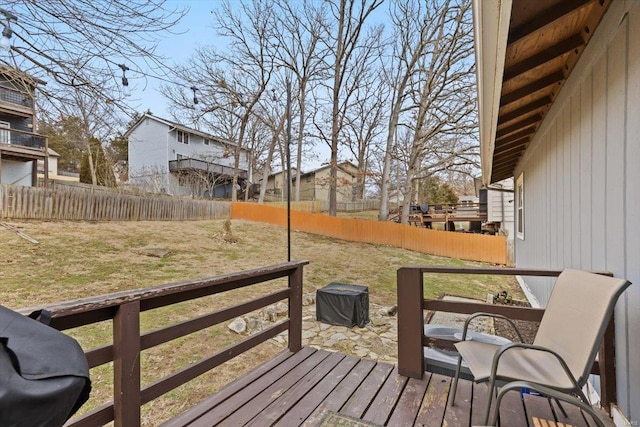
[449, 269, 631, 427]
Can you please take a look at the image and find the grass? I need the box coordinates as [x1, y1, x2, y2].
[0, 218, 523, 425]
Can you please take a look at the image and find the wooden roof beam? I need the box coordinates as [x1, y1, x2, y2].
[498, 96, 552, 125]
[494, 150, 524, 165]
[508, 0, 594, 44]
[492, 161, 519, 178]
[503, 34, 585, 82]
[494, 136, 530, 156]
[500, 71, 565, 106]
[496, 126, 536, 145]
[496, 115, 541, 139]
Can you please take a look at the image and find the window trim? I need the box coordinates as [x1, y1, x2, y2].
[516, 172, 524, 240]
[177, 130, 189, 144]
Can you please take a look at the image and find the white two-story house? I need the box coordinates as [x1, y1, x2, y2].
[125, 113, 250, 199]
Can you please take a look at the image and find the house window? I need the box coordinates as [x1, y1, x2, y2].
[177, 130, 189, 144]
[204, 138, 211, 145]
[0, 121, 10, 144]
[516, 173, 524, 240]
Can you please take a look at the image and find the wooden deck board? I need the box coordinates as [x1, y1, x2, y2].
[273, 355, 361, 427]
[244, 352, 346, 426]
[213, 350, 330, 427]
[386, 373, 431, 426]
[414, 374, 450, 426]
[495, 386, 527, 426]
[164, 347, 616, 427]
[341, 363, 394, 419]
[360, 366, 408, 425]
[303, 358, 377, 426]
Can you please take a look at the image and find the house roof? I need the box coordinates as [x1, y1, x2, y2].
[268, 161, 359, 179]
[124, 113, 246, 151]
[0, 65, 47, 87]
[474, 0, 612, 184]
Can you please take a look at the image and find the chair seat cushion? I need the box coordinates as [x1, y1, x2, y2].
[454, 341, 576, 390]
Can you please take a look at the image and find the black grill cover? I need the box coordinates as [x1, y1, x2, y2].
[316, 283, 370, 328]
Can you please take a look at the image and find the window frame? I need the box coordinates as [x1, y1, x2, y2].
[516, 172, 525, 240]
[177, 130, 189, 145]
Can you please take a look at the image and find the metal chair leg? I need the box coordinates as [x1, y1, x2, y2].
[449, 354, 463, 406]
[482, 376, 497, 425]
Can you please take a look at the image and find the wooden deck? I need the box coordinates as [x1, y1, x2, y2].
[162, 347, 614, 427]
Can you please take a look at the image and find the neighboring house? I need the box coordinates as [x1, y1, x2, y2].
[479, 178, 515, 238]
[264, 162, 358, 203]
[0, 66, 48, 187]
[36, 148, 80, 183]
[125, 113, 250, 198]
[474, 0, 638, 423]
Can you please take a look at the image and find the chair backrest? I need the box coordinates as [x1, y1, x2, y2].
[534, 269, 631, 386]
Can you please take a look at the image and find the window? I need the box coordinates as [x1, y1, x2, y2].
[177, 130, 189, 144]
[516, 173, 524, 240]
[0, 121, 10, 144]
[204, 138, 211, 145]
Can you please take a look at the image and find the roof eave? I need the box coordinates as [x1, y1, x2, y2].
[473, 0, 512, 186]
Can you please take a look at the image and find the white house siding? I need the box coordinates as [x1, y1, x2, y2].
[128, 116, 249, 196]
[513, 2, 639, 420]
[128, 118, 171, 191]
[487, 178, 514, 238]
[0, 159, 32, 186]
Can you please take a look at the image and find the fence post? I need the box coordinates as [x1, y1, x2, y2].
[113, 301, 141, 427]
[397, 267, 424, 378]
[288, 264, 303, 352]
[599, 317, 616, 413]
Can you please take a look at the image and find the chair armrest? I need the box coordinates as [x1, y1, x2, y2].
[462, 312, 524, 342]
[490, 342, 582, 392]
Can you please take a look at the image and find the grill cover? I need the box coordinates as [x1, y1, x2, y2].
[316, 283, 369, 328]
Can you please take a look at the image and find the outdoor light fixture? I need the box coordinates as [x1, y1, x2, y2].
[118, 64, 130, 97]
[0, 8, 17, 51]
[190, 86, 198, 105]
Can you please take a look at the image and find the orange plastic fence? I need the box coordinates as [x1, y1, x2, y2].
[231, 202, 507, 265]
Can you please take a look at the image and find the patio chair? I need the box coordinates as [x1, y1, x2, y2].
[449, 269, 631, 426]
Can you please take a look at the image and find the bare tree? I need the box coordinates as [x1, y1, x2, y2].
[396, 0, 478, 224]
[1, 1, 187, 111]
[268, 0, 329, 201]
[163, 0, 277, 201]
[319, 0, 384, 215]
[343, 62, 389, 201]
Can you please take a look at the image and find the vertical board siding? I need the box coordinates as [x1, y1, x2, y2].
[514, 3, 639, 420]
[624, 3, 640, 418]
[0, 184, 231, 221]
[231, 202, 507, 265]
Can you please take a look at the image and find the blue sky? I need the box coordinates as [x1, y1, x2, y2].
[128, 1, 222, 118]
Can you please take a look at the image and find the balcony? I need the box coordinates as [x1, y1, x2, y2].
[169, 157, 248, 180]
[0, 85, 34, 117]
[0, 128, 47, 161]
[30, 261, 616, 426]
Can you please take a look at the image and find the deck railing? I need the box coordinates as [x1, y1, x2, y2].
[397, 266, 618, 413]
[23, 261, 307, 427]
[168, 158, 248, 179]
[0, 127, 46, 150]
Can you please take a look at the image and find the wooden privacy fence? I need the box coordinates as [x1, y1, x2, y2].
[0, 184, 231, 221]
[265, 200, 323, 213]
[231, 202, 507, 264]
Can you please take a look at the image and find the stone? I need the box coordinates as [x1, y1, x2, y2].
[380, 305, 398, 316]
[227, 317, 247, 334]
[302, 293, 316, 306]
[246, 316, 266, 332]
[274, 302, 288, 316]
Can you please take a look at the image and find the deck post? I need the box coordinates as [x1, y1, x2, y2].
[599, 316, 616, 413]
[113, 301, 141, 427]
[288, 264, 303, 352]
[397, 267, 424, 378]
